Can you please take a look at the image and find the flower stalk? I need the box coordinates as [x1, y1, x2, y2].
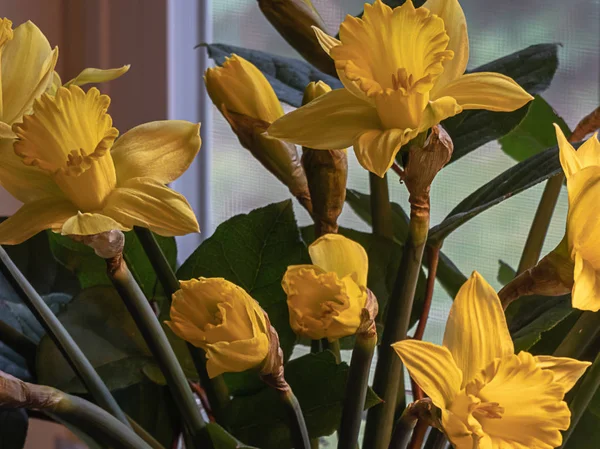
[133, 227, 230, 421]
[553, 311, 600, 359]
[369, 172, 394, 239]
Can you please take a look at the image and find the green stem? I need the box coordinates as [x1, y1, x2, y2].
[337, 333, 376, 449]
[423, 428, 447, 449]
[133, 227, 230, 420]
[311, 339, 322, 353]
[387, 407, 418, 449]
[363, 217, 429, 449]
[517, 174, 564, 274]
[553, 311, 600, 359]
[0, 318, 37, 369]
[281, 389, 311, 449]
[106, 256, 210, 448]
[561, 352, 600, 447]
[0, 246, 130, 427]
[322, 338, 341, 364]
[54, 393, 151, 449]
[369, 172, 394, 239]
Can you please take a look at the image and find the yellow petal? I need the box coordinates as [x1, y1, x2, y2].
[205, 54, 283, 123]
[61, 212, 126, 236]
[0, 197, 77, 244]
[204, 335, 270, 378]
[420, 96, 463, 130]
[556, 123, 581, 179]
[1, 21, 58, 124]
[282, 265, 366, 340]
[268, 88, 382, 149]
[103, 177, 199, 236]
[111, 121, 201, 185]
[475, 352, 570, 449]
[0, 138, 61, 203]
[0, 123, 15, 138]
[443, 271, 514, 387]
[332, 0, 452, 96]
[425, 0, 469, 95]
[354, 127, 417, 177]
[392, 339, 462, 409]
[571, 252, 600, 312]
[433, 72, 533, 111]
[63, 65, 131, 87]
[574, 132, 600, 169]
[308, 234, 369, 287]
[535, 355, 591, 392]
[441, 409, 476, 449]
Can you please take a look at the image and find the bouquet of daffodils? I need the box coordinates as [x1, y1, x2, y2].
[0, 1, 599, 448]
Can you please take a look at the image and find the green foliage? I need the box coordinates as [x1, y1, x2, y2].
[225, 351, 381, 449]
[497, 260, 516, 286]
[563, 408, 600, 449]
[500, 96, 571, 162]
[0, 409, 28, 449]
[177, 200, 308, 394]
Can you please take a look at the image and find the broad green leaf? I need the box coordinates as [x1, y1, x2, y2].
[563, 407, 600, 449]
[500, 96, 571, 162]
[225, 351, 381, 448]
[428, 143, 569, 245]
[177, 200, 308, 394]
[206, 423, 259, 449]
[0, 409, 28, 449]
[497, 260, 516, 286]
[345, 189, 467, 297]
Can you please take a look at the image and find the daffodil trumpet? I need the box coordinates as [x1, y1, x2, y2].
[268, 0, 533, 177]
[393, 271, 590, 449]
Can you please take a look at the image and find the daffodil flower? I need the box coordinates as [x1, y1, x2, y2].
[0, 18, 58, 138]
[166, 277, 271, 378]
[268, 0, 533, 177]
[393, 272, 590, 449]
[555, 125, 600, 311]
[0, 85, 200, 244]
[282, 234, 368, 340]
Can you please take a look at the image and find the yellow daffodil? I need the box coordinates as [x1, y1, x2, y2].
[47, 65, 131, 96]
[393, 272, 590, 449]
[555, 124, 600, 311]
[0, 85, 200, 244]
[166, 277, 271, 378]
[268, 0, 533, 177]
[0, 18, 58, 138]
[282, 234, 368, 340]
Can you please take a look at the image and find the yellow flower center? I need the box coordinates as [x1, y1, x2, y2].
[13, 86, 119, 211]
[471, 400, 505, 420]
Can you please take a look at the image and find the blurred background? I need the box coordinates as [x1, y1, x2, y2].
[0, 0, 598, 447]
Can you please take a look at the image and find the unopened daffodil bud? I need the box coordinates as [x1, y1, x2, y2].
[0, 85, 200, 244]
[301, 82, 348, 236]
[500, 125, 600, 311]
[282, 234, 377, 341]
[0, 18, 58, 138]
[205, 54, 312, 212]
[258, 0, 336, 76]
[167, 277, 285, 380]
[394, 271, 590, 449]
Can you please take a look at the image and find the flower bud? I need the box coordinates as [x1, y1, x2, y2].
[258, 0, 336, 76]
[301, 82, 348, 235]
[282, 234, 376, 341]
[205, 55, 312, 212]
[166, 277, 275, 378]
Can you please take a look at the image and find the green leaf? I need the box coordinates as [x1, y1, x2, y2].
[563, 406, 600, 449]
[206, 423, 259, 449]
[177, 200, 308, 394]
[36, 286, 156, 393]
[446, 44, 559, 164]
[225, 351, 381, 449]
[345, 189, 467, 297]
[428, 143, 569, 245]
[497, 260, 516, 286]
[0, 409, 28, 449]
[500, 96, 571, 162]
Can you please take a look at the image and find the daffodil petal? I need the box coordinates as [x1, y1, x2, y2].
[63, 65, 131, 87]
[61, 212, 126, 236]
[0, 138, 61, 203]
[443, 271, 514, 387]
[441, 409, 475, 449]
[0, 123, 15, 138]
[354, 128, 417, 177]
[103, 177, 199, 236]
[204, 335, 270, 378]
[0, 197, 77, 244]
[308, 234, 369, 287]
[112, 121, 201, 185]
[535, 355, 591, 392]
[572, 252, 600, 312]
[392, 339, 461, 409]
[420, 96, 463, 131]
[575, 132, 600, 169]
[433, 72, 533, 111]
[1, 21, 58, 124]
[556, 123, 581, 179]
[425, 0, 469, 95]
[268, 88, 382, 149]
